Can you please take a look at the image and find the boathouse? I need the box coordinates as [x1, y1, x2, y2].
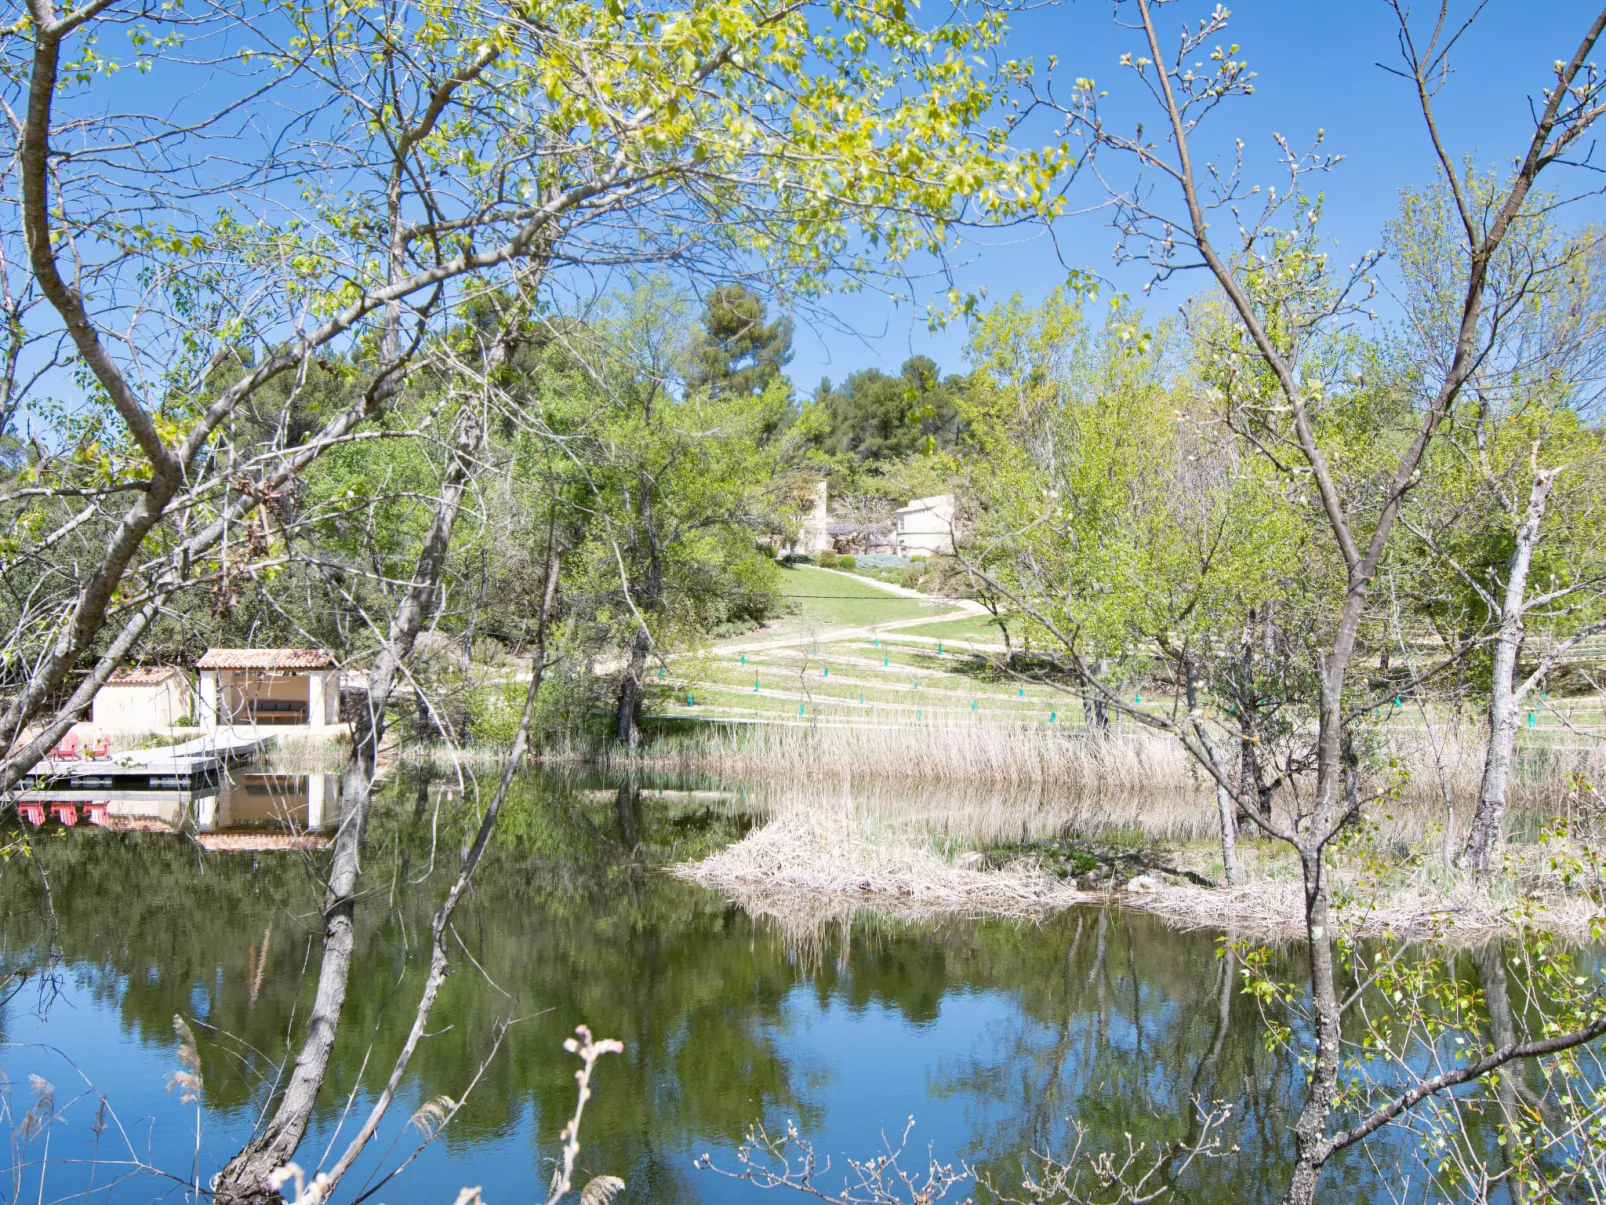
[196, 648, 340, 728]
[90, 665, 195, 731]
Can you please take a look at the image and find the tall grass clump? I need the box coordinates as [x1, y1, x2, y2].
[606, 718, 1198, 792]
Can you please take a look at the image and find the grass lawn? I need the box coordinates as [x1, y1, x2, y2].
[888, 612, 1018, 643]
[773, 565, 957, 630]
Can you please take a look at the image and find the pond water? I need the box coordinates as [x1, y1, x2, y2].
[0, 766, 1537, 1203]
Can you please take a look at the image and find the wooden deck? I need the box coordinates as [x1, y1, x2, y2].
[23, 731, 276, 788]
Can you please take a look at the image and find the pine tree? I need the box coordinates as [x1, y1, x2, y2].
[691, 284, 794, 397]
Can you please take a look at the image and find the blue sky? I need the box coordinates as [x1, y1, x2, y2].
[785, 0, 1606, 390]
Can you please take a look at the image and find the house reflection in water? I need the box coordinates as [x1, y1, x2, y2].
[76, 771, 341, 834]
[193, 772, 339, 832]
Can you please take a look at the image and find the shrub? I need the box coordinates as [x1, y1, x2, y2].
[909, 553, 928, 563]
[838, 555, 857, 570]
[817, 550, 840, 568]
[899, 565, 924, 589]
[923, 552, 961, 597]
[472, 635, 507, 666]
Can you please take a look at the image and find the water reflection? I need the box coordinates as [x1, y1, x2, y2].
[0, 769, 1552, 1205]
[15, 765, 341, 835]
[194, 771, 340, 832]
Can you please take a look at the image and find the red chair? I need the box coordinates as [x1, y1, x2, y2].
[50, 732, 79, 760]
[18, 804, 45, 826]
[51, 804, 78, 826]
[84, 802, 110, 826]
[85, 733, 110, 760]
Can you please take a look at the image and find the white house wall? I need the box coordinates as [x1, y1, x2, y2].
[91, 677, 194, 731]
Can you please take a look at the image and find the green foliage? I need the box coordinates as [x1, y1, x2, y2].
[689, 284, 794, 400]
[962, 286, 1302, 661]
[807, 356, 969, 466]
[1388, 179, 1606, 689]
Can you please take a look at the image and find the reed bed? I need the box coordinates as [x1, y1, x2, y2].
[605, 713, 1605, 808]
[802, 779, 1220, 844]
[611, 719, 1200, 792]
[1130, 872, 1605, 940]
[676, 784, 1605, 939]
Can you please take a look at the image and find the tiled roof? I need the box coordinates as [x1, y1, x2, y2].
[893, 494, 953, 514]
[107, 665, 187, 686]
[195, 648, 336, 670]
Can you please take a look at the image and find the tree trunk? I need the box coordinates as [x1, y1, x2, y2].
[1083, 656, 1111, 736]
[615, 632, 649, 748]
[213, 407, 484, 1205]
[1282, 848, 1342, 1205]
[1184, 661, 1238, 886]
[308, 543, 563, 1202]
[1461, 469, 1557, 875]
[615, 499, 662, 748]
[1237, 607, 1273, 833]
[1278, 656, 1349, 1205]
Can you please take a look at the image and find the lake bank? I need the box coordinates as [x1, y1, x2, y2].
[674, 787, 1606, 940]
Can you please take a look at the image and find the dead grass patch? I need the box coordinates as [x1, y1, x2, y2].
[676, 785, 1606, 940]
[674, 792, 1083, 918]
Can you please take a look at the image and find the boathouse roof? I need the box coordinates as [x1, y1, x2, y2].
[196, 648, 336, 671]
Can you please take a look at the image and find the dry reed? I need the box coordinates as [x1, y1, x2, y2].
[609, 713, 1605, 809]
[676, 782, 1606, 940]
[1128, 871, 1606, 941]
[614, 719, 1199, 792]
[674, 790, 1083, 919]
